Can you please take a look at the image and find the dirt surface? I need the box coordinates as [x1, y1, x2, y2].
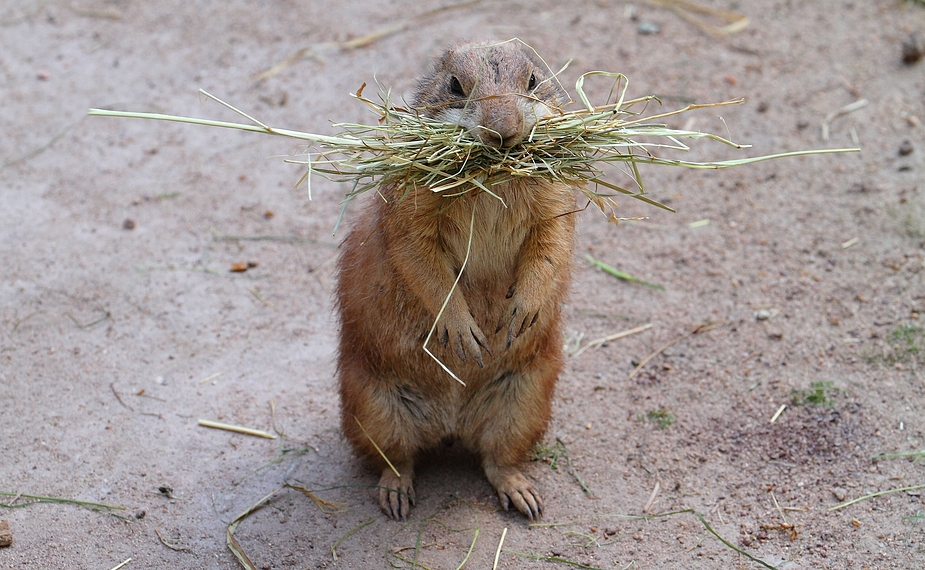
[2, 1, 924, 568]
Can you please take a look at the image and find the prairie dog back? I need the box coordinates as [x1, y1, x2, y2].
[336, 40, 576, 521]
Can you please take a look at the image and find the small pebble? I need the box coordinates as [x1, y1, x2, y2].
[756, 309, 772, 321]
[902, 32, 924, 65]
[637, 21, 660, 35]
[757, 101, 769, 113]
[832, 487, 847, 502]
[122, 218, 136, 230]
[898, 140, 914, 156]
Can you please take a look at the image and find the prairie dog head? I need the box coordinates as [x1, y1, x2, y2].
[413, 40, 568, 149]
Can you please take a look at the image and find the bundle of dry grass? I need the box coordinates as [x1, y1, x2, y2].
[89, 72, 857, 230]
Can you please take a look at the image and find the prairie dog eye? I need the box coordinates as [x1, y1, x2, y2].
[450, 76, 465, 96]
[528, 73, 536, 91]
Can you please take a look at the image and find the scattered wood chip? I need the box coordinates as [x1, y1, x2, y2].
[841, 237, 859, 249]
[197, 371, 227, 384]
[688, 218, 710, 228]
[229, 261, 258, 273]
[0, 519, 11, 547]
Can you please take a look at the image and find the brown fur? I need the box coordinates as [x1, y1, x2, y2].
[335, 40, 576, 520]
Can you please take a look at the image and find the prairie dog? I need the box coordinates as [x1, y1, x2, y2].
[336, 40, 575, 520]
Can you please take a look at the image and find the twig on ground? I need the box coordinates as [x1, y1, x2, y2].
[871, 449, 925, 460]
[508, 550, 606, 569]
[247, 287, 277, 310]
[492, 527, 508, 570]
[210, 228, 334, 246]
[771, 491, 789, 526]
[586, 255, 665, 290]
[110, 383, 134, 411]
[841, 236, 859, 249]
[643, 480, 661, 513]
[226, 487, 285, 570]
[829, 484, 925, 511]
[285, 484, 347, 514]
[1, 124, 74, 172]
[107, 559, 132, 570]
[0, 491, 125, 513]
[198, 420, 277, 439]
[155, 527, 190, 552]
[554, 438, 594, 497]
[645, 0, 749, 36]
[269, 400, 281, 437]
[769, 404, 786, 423]
[197, 371, 226, 385]
[11, 311, 44, 332]
[532, 509, 776, 569]
[65, 311, 111, 329]
[628, 322, 720, 380]
[821, 99, 868, 141]
[253, 0, 485, 81]
[331, 519, 375, 561]
[573, 323, 653, 357]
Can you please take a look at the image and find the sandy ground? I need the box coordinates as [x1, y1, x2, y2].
[2, 0, 925, 568]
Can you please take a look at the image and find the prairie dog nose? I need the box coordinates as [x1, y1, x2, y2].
[479, 96, 524, 148]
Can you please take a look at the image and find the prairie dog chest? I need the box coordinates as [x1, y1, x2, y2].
[440, 183, 550, 286]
